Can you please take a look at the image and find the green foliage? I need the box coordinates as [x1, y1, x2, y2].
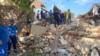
[41, 4, 45, 8]
[11, 0, 45, 12]
[11, 0, 34, 12]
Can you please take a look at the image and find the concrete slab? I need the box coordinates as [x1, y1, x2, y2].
[31, 24, 48, 36]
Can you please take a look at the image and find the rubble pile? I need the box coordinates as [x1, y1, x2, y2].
[16, 6, 100, 56]
[85, 26, 100, 37]
[17, 17, 100, 56]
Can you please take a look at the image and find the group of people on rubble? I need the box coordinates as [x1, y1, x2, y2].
[36, 6, 72, 27]
[0, 9, 34, 56]
[0, 7, 72, 56]
[0, 9, 33, 56]
[0, 18, 18, 56]
[0, 4, 100, 56]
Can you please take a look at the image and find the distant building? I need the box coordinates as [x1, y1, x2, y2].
[33, 0, 42, 8]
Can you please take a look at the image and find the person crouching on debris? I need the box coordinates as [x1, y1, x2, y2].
[92, 4, 99, 26]
[7, 19, 18, 55]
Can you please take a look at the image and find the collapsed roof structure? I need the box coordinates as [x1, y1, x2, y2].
[83, 3, 100, 19]
[77, 3, 100, 25]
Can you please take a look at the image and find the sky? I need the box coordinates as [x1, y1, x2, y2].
[42, 0, 100, 17]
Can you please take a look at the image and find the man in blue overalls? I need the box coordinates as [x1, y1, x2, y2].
[7, 19, 18, 55]
[0, 18, 9, 56]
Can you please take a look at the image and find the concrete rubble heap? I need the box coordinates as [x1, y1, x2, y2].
[8, 9, 100, 56]
[10, 3, 100, 56]
[17, 18, 100, 56]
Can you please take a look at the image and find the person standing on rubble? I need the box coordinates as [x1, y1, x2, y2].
[45, 11, 50, 22]
[7, 19, 18, 55]
[0, 18, 9, 56]
[59, 10, 62, 25]
[60, 11, 66, 24]
[41, 10, 45, 20]
[36, 10, 39, 20]
[49, 10, 54, 24]
[53, 6, 61, 27]
[53, 10, 60, 27]
[65, 9, 71, 24]
[92, 4, 99, 26]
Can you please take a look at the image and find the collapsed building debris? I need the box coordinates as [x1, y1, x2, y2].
[13, 3, 100, 56]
